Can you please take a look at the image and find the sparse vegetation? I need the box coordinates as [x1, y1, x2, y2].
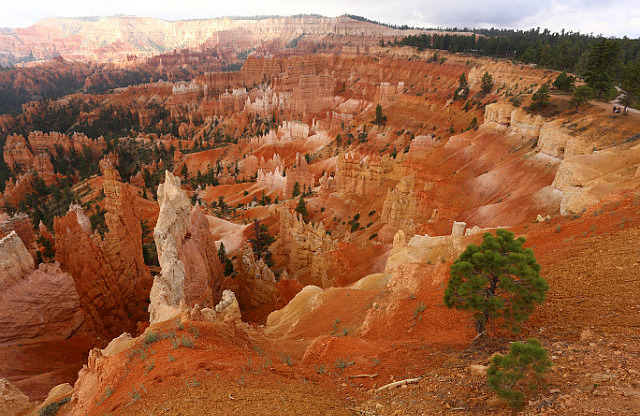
[143, 330, 162, 345]
[281, 353, 293, 366]
[334, 356, 355, 370]
[413, 301, 426, 320]
[96, 386, 114, 405]
[38, 397, 71, 416]
[180, 336, 195, 348]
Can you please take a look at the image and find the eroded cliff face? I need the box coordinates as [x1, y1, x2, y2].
[102, 166, 153, 324]
[0, 15, 424, 64]
[54, 207, 131, 340]
[0, 378, 31, 415]
[52, 170, 153, 340]
[0, 231, 85, 345]
[180, 206, 224, 308]
[380, 175, 429, 235]
[483, 102, 640, 214]
[149, 171, 224, 323]
[552, 144, 640, 214]
[5, 39, 640, 415]
[231, 244, 279, 311]
[276, 210, 335, 286]
[0, 262, 85, 345]
[335, 151, 400, 196]
[0, 213, 36, 254]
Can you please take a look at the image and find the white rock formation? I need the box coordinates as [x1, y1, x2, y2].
[0, 231, 34, 286]
[68, 204, 92, 235]
[149, 171, 193, 323]
[451, 221, 467, 237]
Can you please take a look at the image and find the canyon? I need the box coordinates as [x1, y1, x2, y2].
[0, 15, 639, 416]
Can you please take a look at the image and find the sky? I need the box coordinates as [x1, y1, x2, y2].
[1, 0, 639, 38]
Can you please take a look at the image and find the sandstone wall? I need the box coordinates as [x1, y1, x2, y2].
[277, 210, 334, 286]
[335, 151, 399, 196]
[0, 213, 37, 254]
[0, 232, 86, 344]
[381, 175, 428, 235]
[54, 208, 130, 339]
[0, 262, 85, 344]
[231, 244, 279, 310]
[101, 167, 153, 324]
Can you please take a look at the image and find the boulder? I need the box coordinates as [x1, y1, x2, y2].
[0, 378, 31, 415]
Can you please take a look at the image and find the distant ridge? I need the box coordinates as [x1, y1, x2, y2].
[0, 14, 424, 65]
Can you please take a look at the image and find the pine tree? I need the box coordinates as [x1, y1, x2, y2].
[291, 181, 301, 197]
[586, 39, 622, 99]
[459, 73, 467, 88]
[217, 242, 227, 263]
[622, 61, 640, 107]
[295, 196, 308, 222]
[374, 104, 387, 125]
[552, 72, 575, 92]
[180, 163, 189, 180]
[444, 229, 548, 334]
[530, 83, 550, 112]
[481, 71, 493, 94]
[250, 220, 276, 262]
[570, 85, 593, 109]
[217, 242, 234, 276]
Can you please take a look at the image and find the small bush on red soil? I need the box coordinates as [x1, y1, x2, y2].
[487, 338, 552, 410]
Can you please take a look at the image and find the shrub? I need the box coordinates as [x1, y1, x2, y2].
[143, 330, 162, 344]
[487, 338, 552, 410]
[444, 229, 548, 334]
[334, 356, 355, 370]
[180, 336, 194, 348]
[39, 397, 70, 416]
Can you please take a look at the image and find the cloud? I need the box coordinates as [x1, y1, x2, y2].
[404, 0, 553, 28]
[0, 0, 638, 38]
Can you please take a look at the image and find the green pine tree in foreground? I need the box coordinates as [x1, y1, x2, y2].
[444, 229, 548, 334]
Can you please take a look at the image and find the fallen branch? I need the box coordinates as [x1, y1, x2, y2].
[348, 374, 378, 379]
[376, 377, 422, 391]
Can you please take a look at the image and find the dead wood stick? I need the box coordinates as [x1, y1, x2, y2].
[376, 377, 422, 391]
[347, 373, 378, 379]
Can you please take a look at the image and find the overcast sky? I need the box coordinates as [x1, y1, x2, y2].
[1, 0, 639, 38]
